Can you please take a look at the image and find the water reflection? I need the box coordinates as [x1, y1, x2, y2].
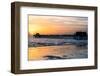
[28, 45, 87, 61]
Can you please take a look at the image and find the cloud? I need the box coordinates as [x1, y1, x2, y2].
[28, 15, 88, 35]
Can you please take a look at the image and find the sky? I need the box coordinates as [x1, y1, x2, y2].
[28, 15, 88, 35]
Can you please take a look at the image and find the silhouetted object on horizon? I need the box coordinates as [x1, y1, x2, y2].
[74, 32, 88, 40]
[34, 33, 41, 37]
[33, 32, 88, 40]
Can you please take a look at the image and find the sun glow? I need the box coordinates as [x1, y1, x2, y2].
[28, 15, 87, 35]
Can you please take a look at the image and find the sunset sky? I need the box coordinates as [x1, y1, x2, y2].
[28, 15, 88, 35]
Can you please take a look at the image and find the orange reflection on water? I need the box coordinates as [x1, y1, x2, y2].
[28, 46, 54, 60]
[28, 45, 87, 61]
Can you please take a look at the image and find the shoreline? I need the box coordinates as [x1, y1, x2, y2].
[28, 38, 87, 47]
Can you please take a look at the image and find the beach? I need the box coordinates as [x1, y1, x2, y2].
[28, 38, 88, 60]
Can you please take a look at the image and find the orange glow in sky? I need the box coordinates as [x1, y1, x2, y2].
[28, 15, 88, 35]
